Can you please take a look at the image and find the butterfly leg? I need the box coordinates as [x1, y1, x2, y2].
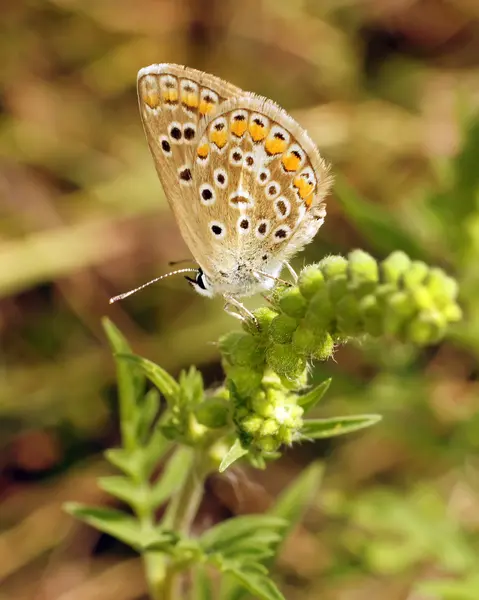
[223, 295, 259, 328]
[284, 261, 298, 283]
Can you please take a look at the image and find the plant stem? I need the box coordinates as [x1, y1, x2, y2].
[160, 453, 208, 600]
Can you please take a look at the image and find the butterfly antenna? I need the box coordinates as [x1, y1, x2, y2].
[109, 268, 199, 303]
[168, 258, 197, 267]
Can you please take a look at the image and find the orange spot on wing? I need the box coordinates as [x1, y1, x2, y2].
[294, 176, 315, 201]
[181, 91, 199, 109]
[162, 89, 178, 104]
[265, 137, 287, 155]
[249, 122, 268, 142]
[209, 129, 228, 149]
[231, 119, 247, 137]
[197, 143, 209, 158]
[282, 153, 301, 172]
[199, 100, 215, 115]
[143, 90, 160, 108]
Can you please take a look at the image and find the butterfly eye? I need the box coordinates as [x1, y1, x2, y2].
[185, 268, 213, 297]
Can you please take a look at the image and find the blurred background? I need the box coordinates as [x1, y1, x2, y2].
[2, 0, 479, 598]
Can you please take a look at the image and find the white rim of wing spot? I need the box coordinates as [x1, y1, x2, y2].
[168, 121, 183, 144]
[178, 165, 193, 186]
[256, 167, 270, 186]
[268, 124, 291, 145]
[199, 183, 215, 206]
[214, 167, 228, 189]
[255, 219, 271, 239]
[229, 189, 253, 209]
[229, 146, 243, 166]
[209, 116, 228, 153]
[159, 75, 178, 110]
[243, 152, 255, 171]
[272, 224, 292, 243]
[209, 220, 227, 240]
[196, 136, 210, 166]
[159, 135, 172, 155]
[265, 180, 281, 199]
[237, 215, 251, 234]
[274, 196, 291, 220]
[249, 112, 270, 134]
[183, 122, 197, 144]
[180, 79, 199, 115]
[283, 143, 306, 171]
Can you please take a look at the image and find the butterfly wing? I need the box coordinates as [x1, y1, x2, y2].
[189, 94, 332, 290]
[137, 64, 243, 253]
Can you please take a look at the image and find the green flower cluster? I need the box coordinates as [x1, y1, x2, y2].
[219, 250, 461, 452]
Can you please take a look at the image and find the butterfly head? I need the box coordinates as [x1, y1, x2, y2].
[184, 267, 214, 297]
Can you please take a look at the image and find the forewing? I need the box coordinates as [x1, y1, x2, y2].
[137, 64, 243, 252]
[190, 94, 332, 274]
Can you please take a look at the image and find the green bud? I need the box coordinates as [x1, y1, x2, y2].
[244, 306, 278, 336]
[358, 294, 383, 337]
[381, 251, 411, 284]
[348, 250, 379, 284]
[336, 294, 362, 335]
[195, 398, 229, 429]
[279, 368, 308, 390]
[226, 365, 263, 398]
[443, 303, 462, 322]
[406, 310, 446, 345]
[328, 275, 349, 304]
[306, 287, 334, 333]
[266, 343, 306, 381]
[402, 261, 429, 289]
[426, 268, 459, 307]
[384, 291, 417, 335]
[292, 324, 317, 355]
[409, 286, 435, 311]
[313, 332, 335, 361]
[278, 287, 308, 319]
[251, 392, 275, 418]
[298, 265, 325, 299]
[269, 314, 298, 343]
[257, 436, 280, 453]
[260, 418, 280, 437]
[319, 255, 349, 279]
[262, 369, 284, 390]
[241, 414, 264, 434]
[279, 427, 294, 446]
[219, 331, 263, 366]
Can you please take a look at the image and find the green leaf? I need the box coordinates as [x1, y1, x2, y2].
[191, 565, 213, 600]
[136, 388, 161, 443]
[103, 318, 144, 450]
[116, 353, 180, 404]
[104, 447, 144, 478]
[225, 565, 285, 600]
[200, 515, 287, 556]
[300, 414, 382, 440]
[219, 439, 248, 473]
[151, 446, 194, 509]
[297, 379, 331, 414]
[142, 427, 172, 479]
[64, 503, 142, 548]
[97, 475, 148, 510]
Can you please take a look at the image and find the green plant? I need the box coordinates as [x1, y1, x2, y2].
[65, 250, 461, 600]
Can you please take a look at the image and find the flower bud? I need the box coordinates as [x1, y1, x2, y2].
[243, 306, 278, 336]
[358, 294, 383, 337]
[279, 287, 308, 319]
[348, 250, 379, 284]
[241, 414, 264, 434]
[381, 251, 411, 284]
[426, 268, 459, 308]
[269, 314, 298, 343]
[319, 255, 349, 279]
[226, 365, 263, 397]
[406, 310, 446, 345]
[313, 332, 335, 361]
[292, 324, 317, 355]
[266, 343, 306, 380]
[306, 287, 334, 333]
[402, 261, 429, 289]
[298, 265, 326, 299]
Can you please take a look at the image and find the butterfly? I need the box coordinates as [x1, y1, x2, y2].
[111, 64, 332, 319]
